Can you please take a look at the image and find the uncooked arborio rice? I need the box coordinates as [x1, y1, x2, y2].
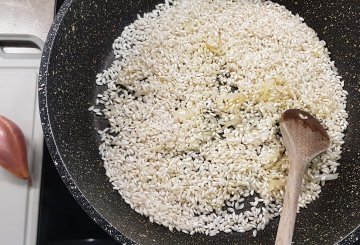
[92, 0, 348, 236]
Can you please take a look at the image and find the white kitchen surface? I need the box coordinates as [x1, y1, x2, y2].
[0, 0, 55, 42]
[0, 57, 43, 245]
[0, 1, 55, 245]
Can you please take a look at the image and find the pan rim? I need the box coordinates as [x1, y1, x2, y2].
[38, 0, 135, 243]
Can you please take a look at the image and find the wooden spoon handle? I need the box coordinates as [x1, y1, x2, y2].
[275, 158, 308, 245]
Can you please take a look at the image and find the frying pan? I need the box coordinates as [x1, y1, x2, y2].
[39, 0, 360, 244]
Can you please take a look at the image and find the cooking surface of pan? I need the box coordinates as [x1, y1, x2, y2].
[39, 0, 360, 244]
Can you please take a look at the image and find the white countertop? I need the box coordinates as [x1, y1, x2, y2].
[0, 0, 55, 42]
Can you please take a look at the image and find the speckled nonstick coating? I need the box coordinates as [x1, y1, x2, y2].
[39, 0, 360, 244]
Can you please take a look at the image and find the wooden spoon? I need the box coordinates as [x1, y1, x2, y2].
[275, 109, 330, 245]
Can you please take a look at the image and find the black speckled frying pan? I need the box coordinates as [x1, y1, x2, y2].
[39, 0, 360, 244]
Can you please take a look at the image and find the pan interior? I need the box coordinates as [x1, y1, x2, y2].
[40, 0, 360, 244]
